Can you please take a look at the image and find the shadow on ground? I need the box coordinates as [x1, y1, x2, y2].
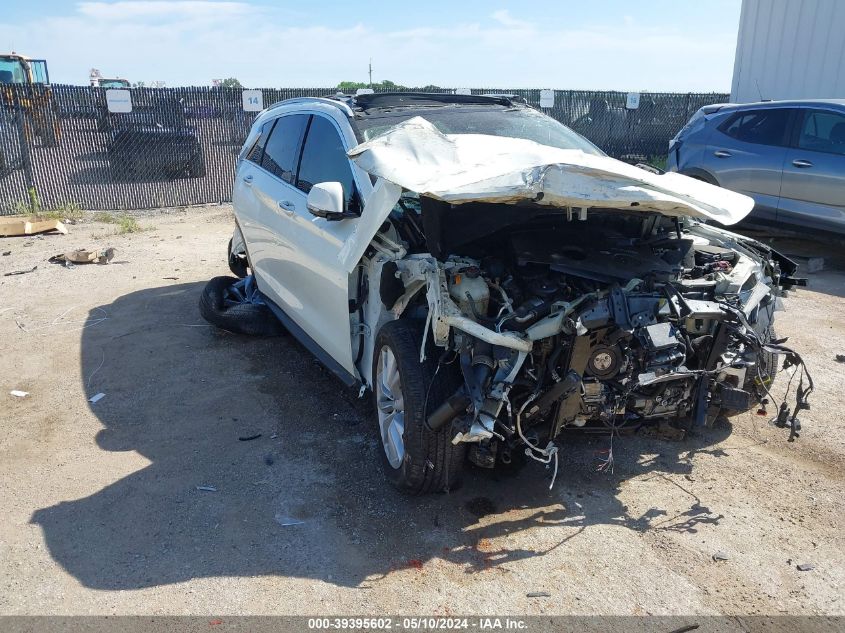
[30, 282, 731, 589]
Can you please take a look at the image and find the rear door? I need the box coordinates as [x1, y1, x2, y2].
[703, 108, 793, 221]
[779, 108, 845, 233]
[233, 114, 309, 300]
[243, 113, 310, 308]
[232, 117, 275, 264]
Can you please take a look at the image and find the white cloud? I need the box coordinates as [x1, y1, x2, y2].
[490, 9, 534, 31]
[0, 1, 738, 91]
[76, 1, 252, 21]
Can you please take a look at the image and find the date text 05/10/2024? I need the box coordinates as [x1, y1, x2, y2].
[306, 617, 528, 630]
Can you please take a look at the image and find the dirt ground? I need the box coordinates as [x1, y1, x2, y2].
[0, 205, 842, 616]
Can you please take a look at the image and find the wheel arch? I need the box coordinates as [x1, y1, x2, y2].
[680, 167, 720, 186]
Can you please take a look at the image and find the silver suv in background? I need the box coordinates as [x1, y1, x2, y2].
[667, 100, 845, 236]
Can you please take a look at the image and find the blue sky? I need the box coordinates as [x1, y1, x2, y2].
[2, 0, 743, 90]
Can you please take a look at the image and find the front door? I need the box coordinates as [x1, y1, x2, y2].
[260, 114, 365, 377]
[779, 108, 845, 233]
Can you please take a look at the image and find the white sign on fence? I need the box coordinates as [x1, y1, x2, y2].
[105, 89, 132, 113]
[626, 92, 641, 109]
[539, 89, 554, 108]
[455, 88, 472, 95]
[242, 89, 264, 112]
[355, 88, 375, 95]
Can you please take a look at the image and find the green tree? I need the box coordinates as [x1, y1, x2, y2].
[337, 80, 368, 91]
[336, 79, 409, 92]
[221, 77, 243, 88]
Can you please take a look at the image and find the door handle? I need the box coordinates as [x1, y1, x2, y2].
[242, 174, 253, 184]
[792, 159, 813, 168]
[278, 200, 295, 215]
[714, 150, 732, 158]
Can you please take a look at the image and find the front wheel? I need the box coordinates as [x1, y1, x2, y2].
[373, 319, 465, 494]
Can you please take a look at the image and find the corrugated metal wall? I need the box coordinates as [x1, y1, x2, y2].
[731, 0, 845, 102]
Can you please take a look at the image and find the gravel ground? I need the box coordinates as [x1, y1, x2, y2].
[0, 206, 842, 616]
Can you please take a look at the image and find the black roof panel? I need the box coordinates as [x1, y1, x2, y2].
[352, 92, 514, 110]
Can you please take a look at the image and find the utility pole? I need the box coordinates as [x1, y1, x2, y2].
[368, 58, 373, 88]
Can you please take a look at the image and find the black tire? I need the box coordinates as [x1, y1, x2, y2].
[188, 148, 206, 178]
[199, 276, 284, 337]
[40, 112, 59, 147]
[372, 319, 465, 494]
[227, 237, 248, 278]
[109, 152, 131, 182]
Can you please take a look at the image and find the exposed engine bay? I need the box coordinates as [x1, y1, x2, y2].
[365, 197, 814, 483]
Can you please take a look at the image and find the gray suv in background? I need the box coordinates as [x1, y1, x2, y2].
[667, 100, 845, 236]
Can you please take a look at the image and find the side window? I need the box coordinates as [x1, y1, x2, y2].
[797, 110, 845, 156]
[261, 114, 308, 184]
[245, 120, 273, 164]
[719, 109, 791, 147]
[30, 61, 48, 84]
[296, 116, 357, 209]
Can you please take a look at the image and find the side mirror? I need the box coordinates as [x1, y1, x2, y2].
[306, 182, 346, 220]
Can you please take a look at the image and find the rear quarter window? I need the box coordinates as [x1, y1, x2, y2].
[244, 120, 273, 164]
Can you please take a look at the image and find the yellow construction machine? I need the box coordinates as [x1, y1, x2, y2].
[0, 52, 61, 147]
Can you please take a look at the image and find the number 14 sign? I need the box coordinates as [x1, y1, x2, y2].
[242, 90, 264, 112]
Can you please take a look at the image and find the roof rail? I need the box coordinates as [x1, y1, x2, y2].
[265, 96, 354, 117]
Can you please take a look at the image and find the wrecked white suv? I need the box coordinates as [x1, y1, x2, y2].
[226, 93, 811, 493]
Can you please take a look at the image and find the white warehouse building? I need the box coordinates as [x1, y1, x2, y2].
[731, 0, 845, 102]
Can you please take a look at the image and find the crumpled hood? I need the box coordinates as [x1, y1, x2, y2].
[348, 117, 754, 225]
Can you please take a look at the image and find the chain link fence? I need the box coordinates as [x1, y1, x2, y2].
[0, 85, 728, 213]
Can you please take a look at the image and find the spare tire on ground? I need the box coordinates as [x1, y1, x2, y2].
[199, 275, 285, 337]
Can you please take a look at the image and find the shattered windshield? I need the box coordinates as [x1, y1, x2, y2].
[355, 106, 604, 155]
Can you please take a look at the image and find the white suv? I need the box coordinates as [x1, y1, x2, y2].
[227, 93, 808, 494]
